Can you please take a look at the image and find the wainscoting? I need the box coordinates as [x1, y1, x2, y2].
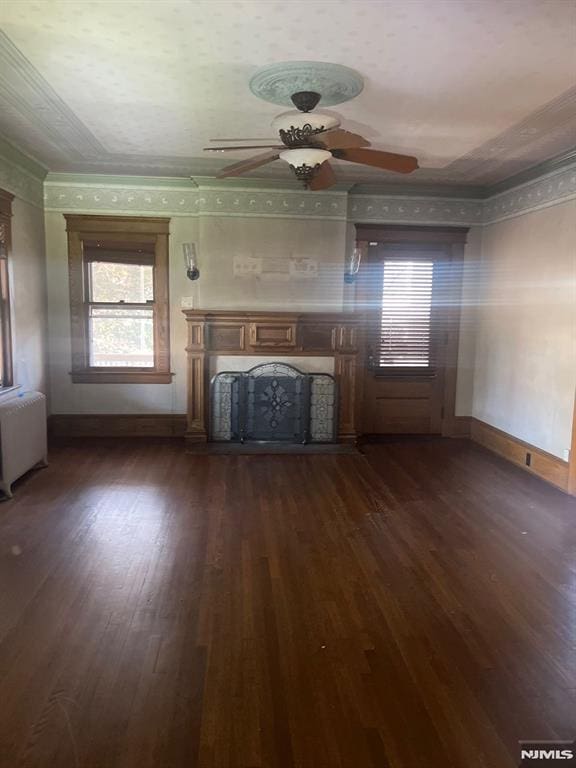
[49, 413, 187, 438]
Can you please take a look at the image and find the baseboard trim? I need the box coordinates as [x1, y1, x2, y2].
[444, 416, 472, 438]
[470, 418, 570, 494]
[49, 414, 187, 438]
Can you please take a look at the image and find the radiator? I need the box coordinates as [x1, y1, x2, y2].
[0, 391, 47, 498]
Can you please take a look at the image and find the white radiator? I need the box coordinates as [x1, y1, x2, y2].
[0, 391, 47, 498]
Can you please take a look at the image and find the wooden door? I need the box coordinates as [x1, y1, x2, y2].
[356, 227, 467, 436]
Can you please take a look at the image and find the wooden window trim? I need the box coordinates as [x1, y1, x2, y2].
[0, 189, 14, 389]
[65, 215, 173, 384]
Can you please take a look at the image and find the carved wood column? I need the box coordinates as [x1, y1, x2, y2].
[185, 314, 208, 443]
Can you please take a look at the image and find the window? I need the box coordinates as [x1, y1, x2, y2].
[379, 259, 434, 369]
[66, 215, 172, 384]
[0, 190, 14, 389]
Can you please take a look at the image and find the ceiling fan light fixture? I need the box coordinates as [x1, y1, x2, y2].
[272, 111, 340, 147]
[279, 148, 332, 185]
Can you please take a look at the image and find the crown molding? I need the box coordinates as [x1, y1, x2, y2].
[485, 147, 576, 196]
[192, 175, 354, 193]
[47, 172, 198, 189]
[348, 182, 486, 199]
[0, 136, 46, 207]
[0, 30, 106, 165]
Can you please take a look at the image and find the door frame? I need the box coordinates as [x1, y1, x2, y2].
[355, 225, 469, 437]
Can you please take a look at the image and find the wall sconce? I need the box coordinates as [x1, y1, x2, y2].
[344, 244, 363, 284]
[183, 242, 200, 281]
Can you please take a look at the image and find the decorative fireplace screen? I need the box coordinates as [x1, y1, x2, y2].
[210, 362, 337, 443]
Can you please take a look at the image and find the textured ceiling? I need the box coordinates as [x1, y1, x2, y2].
[0, 0, 575, 188]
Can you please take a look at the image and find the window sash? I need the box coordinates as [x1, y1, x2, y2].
[369, 255, 439, 377]
[83, 252, 159, 373]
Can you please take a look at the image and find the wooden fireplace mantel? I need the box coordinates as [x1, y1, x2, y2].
[182, 309, 363, 445]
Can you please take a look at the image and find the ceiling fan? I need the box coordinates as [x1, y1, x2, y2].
[204, 91, 419, 190]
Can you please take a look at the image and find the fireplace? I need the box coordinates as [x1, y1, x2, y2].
[182, 310, 361, 447]
[211, 362, 337, 444]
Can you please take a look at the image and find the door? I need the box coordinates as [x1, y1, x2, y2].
[356, 228, 467, 435]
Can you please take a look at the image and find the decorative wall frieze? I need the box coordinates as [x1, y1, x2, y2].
[194, 187, 348, 220]
[41, 159, 576, 225]
[44, 181, 199, 216]
[348, 194, 484, 226]
[482, 162, 576, 223]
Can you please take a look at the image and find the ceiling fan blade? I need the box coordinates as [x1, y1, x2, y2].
[205, 144, 283, 152]
[308, 161, 337, 191]
[332, 148, 419, 173]
[210, 138, 278, 142]
[217, 150, 280, 178]
[315, 129, 370, 150]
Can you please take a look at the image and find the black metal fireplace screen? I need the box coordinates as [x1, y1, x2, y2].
[210, 362, 337, 443]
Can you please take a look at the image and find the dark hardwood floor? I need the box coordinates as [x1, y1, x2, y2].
[0, 437, 574, 768]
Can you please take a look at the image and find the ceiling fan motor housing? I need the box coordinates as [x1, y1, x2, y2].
[290, 91, 322, 112]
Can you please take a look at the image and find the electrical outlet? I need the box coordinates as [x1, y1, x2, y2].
[181, 296, 195, 309]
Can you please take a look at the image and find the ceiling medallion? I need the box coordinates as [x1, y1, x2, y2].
[249, 61, 364, 108]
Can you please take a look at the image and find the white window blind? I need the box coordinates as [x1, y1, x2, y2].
[378, 259, 434, 369]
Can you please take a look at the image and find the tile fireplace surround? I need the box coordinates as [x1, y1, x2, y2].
[182, 310, 362, 448]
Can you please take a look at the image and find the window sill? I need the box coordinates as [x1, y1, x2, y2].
[70, 370, 174, 384]
[370, 368, 437, 380]
[0, 384, 22, 399]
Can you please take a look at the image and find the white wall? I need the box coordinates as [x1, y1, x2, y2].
[473, 199, 576, 458]
[10, 197, 47, 395]
[44, 212, 347, 415]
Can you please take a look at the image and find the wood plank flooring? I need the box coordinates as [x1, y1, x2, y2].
[0, 437, 574, 768]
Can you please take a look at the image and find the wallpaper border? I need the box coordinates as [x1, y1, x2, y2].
[42, 160, 576, 225]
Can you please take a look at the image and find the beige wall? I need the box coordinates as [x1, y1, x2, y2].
[44, 212, 347, 415]
[455, 225, 482, 416]
[196, 216, 346, 311]
[10, 197, 47, 395]
[473, 199, 576, 458]
[47, 197, 574, 444]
